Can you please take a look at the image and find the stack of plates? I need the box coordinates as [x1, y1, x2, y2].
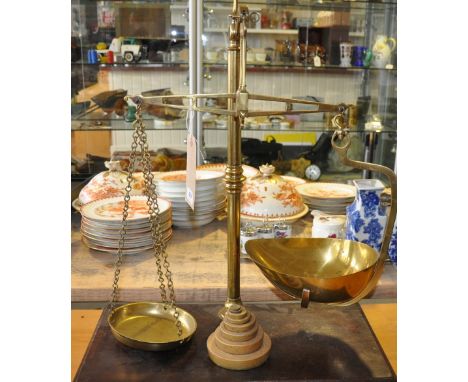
[154, 170, 226, 229]
[80, 195, 172, 254]
[295, 182, 356, 215]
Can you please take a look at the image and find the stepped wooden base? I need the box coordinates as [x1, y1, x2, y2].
[207, 304, 272, 370]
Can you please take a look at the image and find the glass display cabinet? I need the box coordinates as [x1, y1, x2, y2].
[71, 0, 397, 186]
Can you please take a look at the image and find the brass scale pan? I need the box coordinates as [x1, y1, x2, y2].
[108, 302, 197, 351]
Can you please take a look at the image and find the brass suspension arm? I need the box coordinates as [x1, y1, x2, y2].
[129, 93, 236, 105]
[247, 94, 348, 113]
[126, 94, 349, 119]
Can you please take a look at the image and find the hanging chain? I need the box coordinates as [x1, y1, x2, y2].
[109, 120, 141, 311]
[109, 102, 182, 336]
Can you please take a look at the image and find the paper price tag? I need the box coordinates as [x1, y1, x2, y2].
[313, 55, 321, 67]
[185, 133, 197, 210]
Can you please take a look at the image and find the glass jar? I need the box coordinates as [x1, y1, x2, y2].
[240, 224, 258, 257]
[274, 221, 292, 238]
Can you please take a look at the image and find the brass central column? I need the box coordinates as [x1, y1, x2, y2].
[224, 2, 243, 310]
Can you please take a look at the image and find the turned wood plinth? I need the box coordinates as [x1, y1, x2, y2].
[207, 304, 271, 370]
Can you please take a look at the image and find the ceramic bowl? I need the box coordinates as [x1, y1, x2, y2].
[241, 164, 307, 219]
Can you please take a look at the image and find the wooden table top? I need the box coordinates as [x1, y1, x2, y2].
[71, 303, 396, 380]
[72, 212, 397, 304]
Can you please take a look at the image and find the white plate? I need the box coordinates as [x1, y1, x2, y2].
[172, 217, 216, 228]
[81, 220, 172, 238]
[171, 196, 226, 209]
[296, 183, 356, 199]
[281, 175, 307, 186]
[172, 208, 224, 219]
[82, 229, 172, 252]
[302, 197, 354, 205]
[82, 233, 173, 254]
[155, 170, 225, 183]
[159, 189, 225, 202]
[81, 215, 171, 229]
[197, 164, 259, 178]
[157, 182, 224, 194]
[81, 196, 172, 222]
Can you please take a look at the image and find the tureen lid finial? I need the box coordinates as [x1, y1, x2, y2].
[259, 164, 275, 176]
[105, 160, 122, 172]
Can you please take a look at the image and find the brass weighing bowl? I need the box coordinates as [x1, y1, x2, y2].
[108, 302, 197, 351]
[246, 238, 382, 307]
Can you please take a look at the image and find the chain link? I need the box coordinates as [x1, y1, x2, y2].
[109, 102, 182, 336]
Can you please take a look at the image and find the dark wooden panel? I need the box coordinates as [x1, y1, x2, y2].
[75, 302, 396, 382]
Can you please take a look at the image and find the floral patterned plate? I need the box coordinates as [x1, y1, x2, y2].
[81, 195, 171, 222]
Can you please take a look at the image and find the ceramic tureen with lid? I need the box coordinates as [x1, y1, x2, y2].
[240, 164, 308, 223]
[78, 161, 145, 206]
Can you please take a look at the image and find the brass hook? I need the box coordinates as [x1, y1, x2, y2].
[331, 130, 352, 156]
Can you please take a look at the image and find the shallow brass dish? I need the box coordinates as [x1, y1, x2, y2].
[246, 238, 381, 306]
[108, 302, 197, 351]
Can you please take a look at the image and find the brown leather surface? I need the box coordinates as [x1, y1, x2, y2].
[74, 302, 396, 382]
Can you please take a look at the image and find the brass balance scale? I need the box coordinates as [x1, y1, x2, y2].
[107, 0, 397, 371]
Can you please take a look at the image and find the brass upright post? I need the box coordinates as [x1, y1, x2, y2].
[224, 1, 243, 311]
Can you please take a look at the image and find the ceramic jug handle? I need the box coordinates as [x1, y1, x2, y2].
[387, 37, 396, 52]
[331, 132, 397, 306]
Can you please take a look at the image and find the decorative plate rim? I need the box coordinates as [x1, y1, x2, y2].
[81, 195, 172, 221]
[240, 204, 309, 222]
[197, 163, 259, 178]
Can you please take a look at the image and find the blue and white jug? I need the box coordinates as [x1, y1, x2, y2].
[346, 179, 396, 264]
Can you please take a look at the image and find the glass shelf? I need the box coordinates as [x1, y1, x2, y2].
[72, 118, 397, 134]
[72, 60, 396, 73]
[203, 61, 396, 71]
[71, 60, 189, 67]
[204, 0, 397, 10]
[205, 27, 297, 35]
